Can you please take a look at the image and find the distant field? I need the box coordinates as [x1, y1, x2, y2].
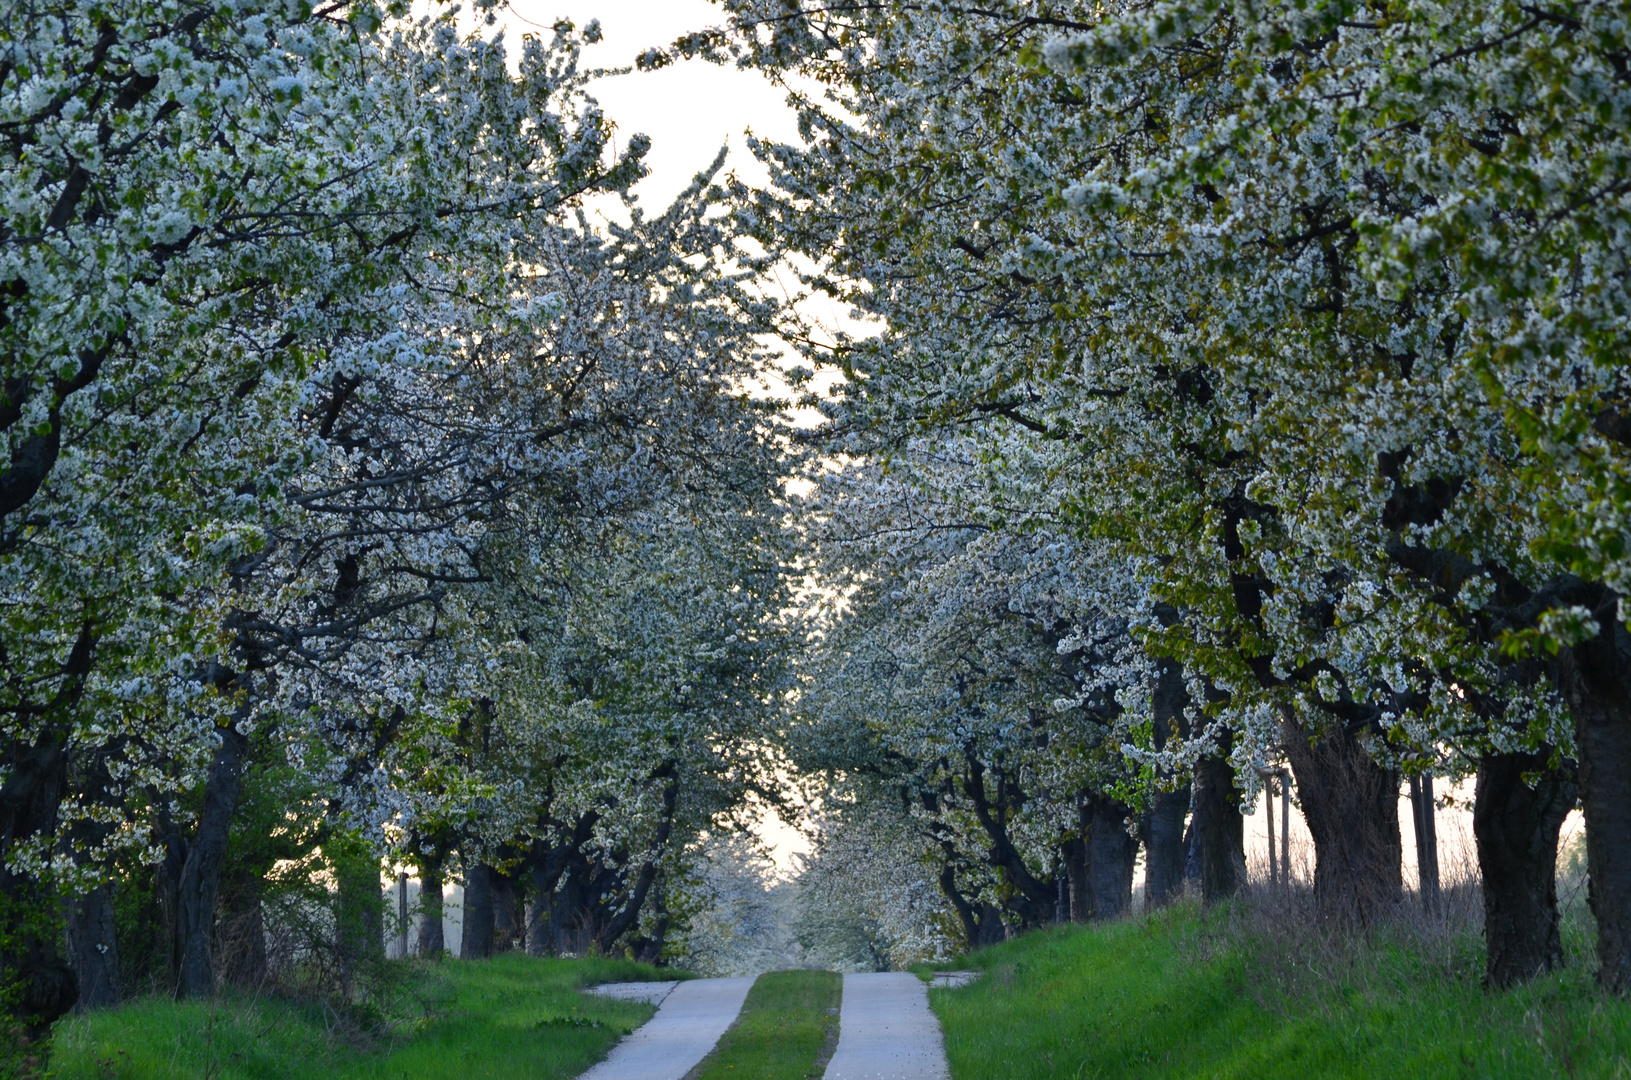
[48, 954, 672, 1080]
[927, 898, 1631, 1080]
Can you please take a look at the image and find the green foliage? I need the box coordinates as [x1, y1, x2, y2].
[691, 969, 840, 1080]
[47, 954, 671, 1080]
[930, 905, 1631, 1080]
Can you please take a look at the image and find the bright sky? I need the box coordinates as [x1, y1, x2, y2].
[499, 0, 802, 209]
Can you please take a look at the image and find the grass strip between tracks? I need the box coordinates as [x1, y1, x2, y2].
[688, 969, 841, 1080]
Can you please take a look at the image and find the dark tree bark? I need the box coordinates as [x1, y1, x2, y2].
[1283, 717, 1401, 925]
[64, 884, 119, 1010]
[460, 863, 495, 960]
[63, 739, 124, 1010]
[594, 771, 680, 953]
[151, 808, 187, 992]
[629, 882, 670, 965]
[0, 627, 94, 1036]
[1474, 751, 1575, 987]
[1192, 742, 1246, 904]
[961, 753, 1057, 928]
[492, 868, 520, 951]
[417, 863, 445, 957]
[1089, 799, 1137, 920]
[173, 719, 249, 998]
[1409, 771, 1440, 909]
[1143, 658, 1193, 910]
[1062, 835, 1091, 922]
[1141, 785, 1190, 911]
[1554, 599, 1631, 994]
[938, 864, 1006, 949]
[525, 860, 552, 957]
[1183, 807, 1202, 890]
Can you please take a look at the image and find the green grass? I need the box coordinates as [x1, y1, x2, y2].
[928, 901, 1631, 1080]
[48, 953, 676, 1080]
[690, 969, 841, 1080]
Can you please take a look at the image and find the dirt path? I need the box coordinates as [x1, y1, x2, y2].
[823, 972, 950, 1080]
[578, 977, 755, 1080]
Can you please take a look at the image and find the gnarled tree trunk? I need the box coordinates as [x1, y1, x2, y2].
[1283, 717, 1401, 925]
[1143, 658, 1193, 910]
[1555, 595, 1631, 995]
[492, 868, 520, 952]
[173, 719, 249, 998]
[64, 884, 119, 1010]
[1142, 785, 1190, 911]
[1062, 834, 1091, 922]
[460, 863, 495, 960]
[1474, 751, 1575, 987]
[417, 867, 443, 959]
[1089, 799, 1136, 920]
[938, 864, 1005, 949]
[1192, 740, 1246, 904]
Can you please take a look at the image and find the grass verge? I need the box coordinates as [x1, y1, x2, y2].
[49, 953, 673, 1080]
[688, 969, 841, 1080]
[929, 899, 1631, 1080]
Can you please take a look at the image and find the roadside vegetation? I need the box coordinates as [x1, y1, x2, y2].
[928, 893, 1631, 1080]
[46, 955, 673, 1080]
[690, 970, 841, 1080]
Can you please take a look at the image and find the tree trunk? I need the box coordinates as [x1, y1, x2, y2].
[1143, 656, 1192, 910]
[460, 863, 495, 960]
[492, 869, 519, 951]
[1410, 772, 1440, 910]
[1141, 784, 1190, 911]
[0, 731, 78, 1039]
[1089, 800, 1136, 920]
[1555, 604, 1631, 994]
[525, 861, 552, 956]
[1062, 836, 1092, 921]
[63, 741, 125, 1010]
[938, 864, 1005, 949]
[64, 884, 120, 1010]
[173, 720, 249, 998]
[1192, 744, 1246, 904]
[417, 861, 445, 957]
[1474, 752, 1575, 987]
[0, 628, 91, 1038]
[1283, 717, 1402, 925]
[1183, 807, 1202, 891]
